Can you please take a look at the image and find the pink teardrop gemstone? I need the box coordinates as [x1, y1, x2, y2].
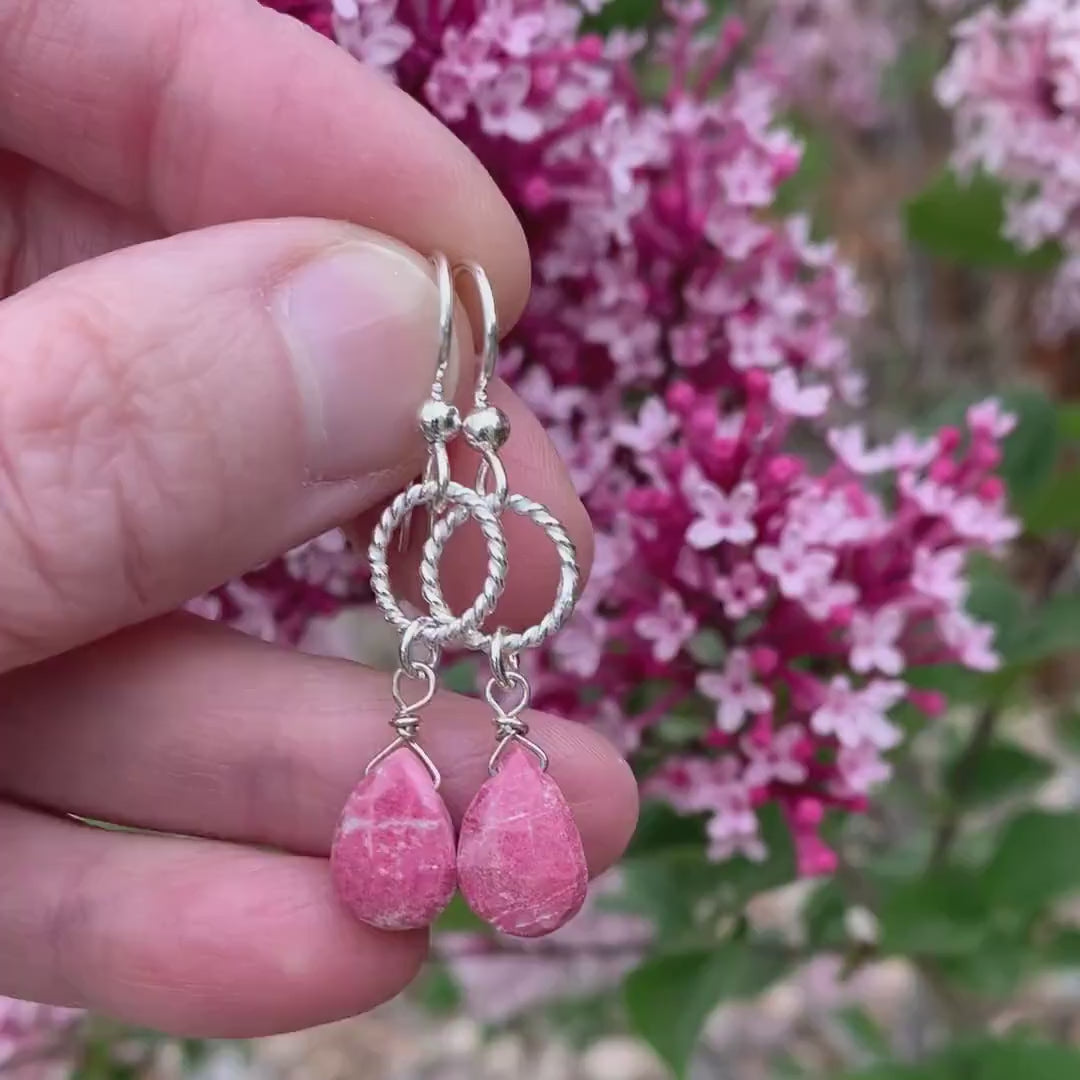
[457, 745, 588, 938]
[330, 749, 456, 931]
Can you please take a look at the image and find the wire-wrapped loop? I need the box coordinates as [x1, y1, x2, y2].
[483, 670, 547, 773]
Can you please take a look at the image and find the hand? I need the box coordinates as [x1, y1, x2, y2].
[0, 0, 637, 1037]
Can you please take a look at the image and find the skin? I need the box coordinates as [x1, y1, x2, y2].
[0, 0, 638, 1037]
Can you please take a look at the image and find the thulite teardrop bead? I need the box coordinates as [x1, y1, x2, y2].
[330, 749, 456, 931]
[457, 745, 588, 937]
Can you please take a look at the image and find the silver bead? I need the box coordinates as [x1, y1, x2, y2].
[418, 399, 462, 442]
[463, 405, 511, 450]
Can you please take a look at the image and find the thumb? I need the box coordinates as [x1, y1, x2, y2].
[0, 219, 466, 670]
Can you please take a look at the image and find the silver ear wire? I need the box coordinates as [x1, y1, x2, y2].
[363, 252, 515, 788]
[453, 261, 499, 409]
[407, 261, 582, 773]
[398, 253, 460, 553]
[453, 261, 510, 504]
[431, 252, 457, 402]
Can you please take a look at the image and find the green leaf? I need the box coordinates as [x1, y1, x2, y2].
[802, 878, 849, 949]
[545, 991, 624, 1049]
[1042, 927, 1080, 968]
[945, 740, 1053, 808]
[982, 810, 1080, 914]
[441, 659, 477, 695]
[834, 1007, 893, 1060]
[841, 1040, 1080, 1079]
[905, 662, 1014, 706]
[964, 562, 1027, 660]
[878, 868, 990, 957]
[1054, 710, 1080, 756]
[999, 389, 1061, 510]
[1059, 403, 1080, 441]
[937, 931, 1037, 997]
[583, 0, 662, 32]
[1011, 592, 1080, 664]
[838, 1067, 931, 1080]
[434, 893, 490, 933]
[1022, 469, 1080, 535]
[945, 1039, 1080, 1079]
[882, 38, 947, 100]
[905, 171, 1063, 271]
[613, 805, 796, 946]
[775, 122, 831, 215]
[626, 800, 707, 857]
[413, 963, 462, 1015]
[612, 847, 729, 943]
[720, 802, 796, 899]
[686, 627, 727, 665]
[624, 944, 790, 1078]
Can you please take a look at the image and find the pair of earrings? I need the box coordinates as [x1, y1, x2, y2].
[329, 254, 588, 939]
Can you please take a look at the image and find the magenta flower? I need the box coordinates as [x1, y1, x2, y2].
[755, 530, 837, 601]
[635, 590, 697, 663]
[683, 468, 759, 550]
[698, 649, 774, 734]
[810, 677, 905, 750]
[849, 605, 906, 677]
[247, 0, 1018, 874]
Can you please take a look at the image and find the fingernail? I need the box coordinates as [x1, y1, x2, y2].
[275, 239, 458, 482]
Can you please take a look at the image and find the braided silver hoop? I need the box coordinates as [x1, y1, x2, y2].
[368, 480, 510, 646]
[418, 492, 580, 654]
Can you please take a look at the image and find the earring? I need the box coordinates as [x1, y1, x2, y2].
[330, 254, 509, 931]
[419, 262, 589, 938]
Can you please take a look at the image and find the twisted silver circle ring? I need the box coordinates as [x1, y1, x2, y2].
[419, 492, 579, 654]
[368, 480, 509, 645]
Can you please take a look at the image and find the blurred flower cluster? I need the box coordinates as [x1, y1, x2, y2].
[235, 0, 1018, 875]
[0, 997, 80, 1078]
[937, 0, 1080, 341]
[756, 0, 906, 130]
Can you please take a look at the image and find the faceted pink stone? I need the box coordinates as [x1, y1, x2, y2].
[330, 749, 456, 931]
[457, 745, 589, 938]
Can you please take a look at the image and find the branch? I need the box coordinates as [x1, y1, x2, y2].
[929, 541, 1077, 869]
[928, 702, 997, 869]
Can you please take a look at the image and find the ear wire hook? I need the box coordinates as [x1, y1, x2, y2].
[431, 252, 456, 402]
[399, 252, 458, 552]
[453, 261, 508, 505]
[453, 261, 499, 409]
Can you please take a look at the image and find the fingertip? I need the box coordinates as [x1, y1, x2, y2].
[529, 717, 640, 876]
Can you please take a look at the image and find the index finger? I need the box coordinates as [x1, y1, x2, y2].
[0, 0, 531, 325]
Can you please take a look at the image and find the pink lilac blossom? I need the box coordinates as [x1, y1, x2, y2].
[756, 0, 908, 130]
[0, 998, 81, 1078]
[937, 0, 1080, 341]
[263, 0, 334, 35]
[249, 0, 1017, 876]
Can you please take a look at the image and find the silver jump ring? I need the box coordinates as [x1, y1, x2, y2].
[419, 493, 579, 653]
[369, 480, 509, 645]
[391, 661, 438, 715]
[399, 619, 441, 677]
[453, 262, 499, 407]
[488, 626, 518, 688]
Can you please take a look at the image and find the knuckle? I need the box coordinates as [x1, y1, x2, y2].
[0, 288, 195, 665]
